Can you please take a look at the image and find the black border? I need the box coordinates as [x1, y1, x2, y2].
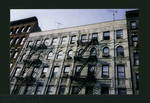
[1, 0, 148, 102]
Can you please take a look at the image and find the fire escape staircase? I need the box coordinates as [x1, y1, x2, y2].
[11, 43, 47, 95]
[70, 37, 98, 94]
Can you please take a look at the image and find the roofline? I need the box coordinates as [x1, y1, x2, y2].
[42, 19, 126, 32]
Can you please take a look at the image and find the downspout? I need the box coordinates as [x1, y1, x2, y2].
[114, 28, 117, 94]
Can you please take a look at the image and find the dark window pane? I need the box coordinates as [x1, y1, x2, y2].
[72, 86, 79, 94]
[86, 87, 93, 94]
[118, 89, 126, 94]
[101, 87, 109, 94]
[59, 86, 66, 94]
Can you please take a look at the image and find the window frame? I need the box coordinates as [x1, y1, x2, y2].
[68, 50, 73, 57]
[117, 65, 125, 79]
[92, 33, 98, 38]
[102, 65, 109, 77]
[24, 85, 32, 95]
[118, 88, 126, 94]
[70, 35, 76, 44]
[130, 21, 137, 29]
[81, 34, 87, 42]
[46, 86, 53, 95]
[52, 66, 59, 78]
[58, 86, 66, 95]
[47, 51, 53, 60]
[90, 48, 96, 56]
[116, 30, 123, 39]
[13, 51, 18, 58]
[51, 38, 58, 45]
[103, 47, 109, 53]
[64, 66, 70, 74]
[117, 46, 124, 57]
[103, 31, 110, 40]
[134, 53, 139, 66]
[57, 51, 63, 59]
[101, 87, 109, 94]
[14, 67, 21, 77]
[35, 85, 43, 95]
[41, 67, 48, 77]
[72, 86, 79, 94]
[136, 74, 139, 90]
[61, 36, 67, 44]
[19, 37, 25, 45]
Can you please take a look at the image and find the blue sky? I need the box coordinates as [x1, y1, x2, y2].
[10, 9, 138, 31]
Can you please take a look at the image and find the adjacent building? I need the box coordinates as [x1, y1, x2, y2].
[126, 10, 139, 94]
[10, 18, 133, 95]
[10, 17, 41, 73]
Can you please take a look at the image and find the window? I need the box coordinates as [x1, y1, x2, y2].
[134, 53, 139, 66]
[41, 67, 48, 78]
[131, 21, 136, 29]
[101, 87, 109, 94]
[30, 53, 34, 59]
[35, 85, 43, 95]
[116, 30, 123, 39]
[76, 66, 81, 74]
[58, 86, 66, 95]
[72, 86, 79, 94]
[47, 86, 53, 95]
[92, 33, 98, 38]
[117, 46, 124, 57]
[57, 51, 63, 59]
[14, 67, 21, 77]
[20, 37, 25, 45]
[90, 48, 96, 56]
[102, 65, 109, 77]
[78, 49, 84, 56]
[68, 50, 73, 57]
[70, 35, 76, 44]
[24, 85, 32, 95]
[88, 65, 95, 76]
[47, 51, 53, 59]
[13, 52, 18, 58]
[52, 67, 59, 77]
[86, 87, 93, 94]
[81, 34, 86, 42]
[14, 38, 19, 45]
[64, 66, 70, 74]
[21, 26, 25, 33]
[10, 28, 13, 35]
[20, 53, 26, 62]
[117, 65, 125, 79]
[26, 25, 31, 32]
[36, 40, 41, 46]
[27, 41, 32, 48]
[136, 74, 139, 90]
[10, 63, 12, 68]
[15, 27, 19, 34]
[51, 38, 57, 45]
[39, 52, 44, 60]
[103, 47, 109, 53]
[61, 36, 67, 44]
[44, 39, 49, 46]
[118, 88, 126, 94]
[132, 36, 138, 42]
[10, 38, 13, 45]
[32, 68, 38, 78]
[103, 31, 110, 40]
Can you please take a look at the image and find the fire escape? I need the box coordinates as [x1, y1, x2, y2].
[70, 37, 99, 94]
[11, 43, 47, 95]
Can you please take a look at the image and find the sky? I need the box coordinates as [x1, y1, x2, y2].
[10, 9, 138, 31]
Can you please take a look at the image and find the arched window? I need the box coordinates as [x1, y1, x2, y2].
[10, 28, 13, 35]
[103, 47, 109, 53]
[14, 37, 19, 45]
[20, 53, 26, 62]
[78, 49, 84, 56]
[44, 39, 49, 46]
[30, 53, 34, 59]
[20, 37, 25, 45]
[26, 25, 31, 32]
[68, 50, 73, 57]
[90, 48, 96, 56]
[10, 38, 13, 45]
[21, 26, 25, 33]
[57, 51, 63, 59]
[39, 52, 44, 60]
[47, 51, 53, 60]
[13, 51, 18, 58]
[117, 46, 124, 57]
[15, 27, 19, 34]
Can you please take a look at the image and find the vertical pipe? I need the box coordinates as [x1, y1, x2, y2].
[114, 29, 117, 94]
